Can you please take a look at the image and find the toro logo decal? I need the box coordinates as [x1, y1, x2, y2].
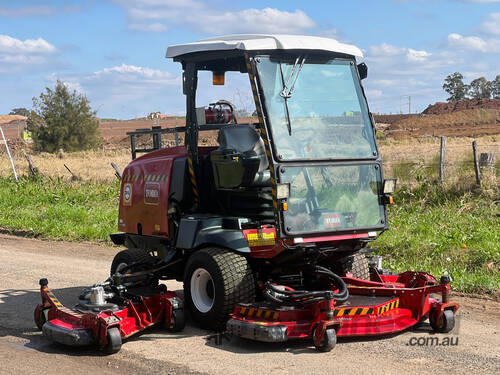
[323, 213, 342, 228]
[144, 182, 160, 205]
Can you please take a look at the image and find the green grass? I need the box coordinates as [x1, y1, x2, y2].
[0, 175, 498, 294]
[373, 182, 500, 295]
[0, 176, 119, 242]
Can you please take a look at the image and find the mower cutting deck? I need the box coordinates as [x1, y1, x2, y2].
[34, 271, 185, 353]
[227, 271, 458, 351]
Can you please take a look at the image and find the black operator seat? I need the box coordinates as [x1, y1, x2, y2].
[210, 124, 270, 188]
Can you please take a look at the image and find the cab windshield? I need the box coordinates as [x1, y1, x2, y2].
[256, 56, 377, 160]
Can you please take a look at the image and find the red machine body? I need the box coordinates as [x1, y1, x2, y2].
[34, 279, 184, 353]
[118, 146, 216, 238]
[227, 271, 459, 351]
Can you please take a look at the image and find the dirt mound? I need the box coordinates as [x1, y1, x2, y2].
[423, 98, 500, 115]
[374, 114, 420, 125]
[385, 108, 500, 138]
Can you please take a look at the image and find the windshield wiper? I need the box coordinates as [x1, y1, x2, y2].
[279, 55, 306, 135]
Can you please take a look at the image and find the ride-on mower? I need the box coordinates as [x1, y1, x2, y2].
[36, 35, 458, 352]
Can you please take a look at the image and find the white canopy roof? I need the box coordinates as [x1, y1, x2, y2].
[166, 34, 363, 58]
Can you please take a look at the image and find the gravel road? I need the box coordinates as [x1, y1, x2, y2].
[0, 234, 498, 375]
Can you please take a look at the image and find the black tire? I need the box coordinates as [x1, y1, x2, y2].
[183, 247, 255, 331]
[430, 309, 455, 333]
[34, 304, 46, 331]
[166, 309, 186, 332]
[110, 248, 152, 276]
[104, 327, 122, 354]
[314, 328, 337, 352]
[339, 251, 370, 280]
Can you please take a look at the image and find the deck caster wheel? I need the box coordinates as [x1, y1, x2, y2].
[430, 309, 455, 333]
[167, 309, 186, 332]
[34, 304, 46, 331]
[314, 328, 337, 352]
[104, 327, 122, 354]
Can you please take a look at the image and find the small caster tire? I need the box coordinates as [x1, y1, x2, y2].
[430, 309, 455, 333]
[314, 328, 337, 352]
[34, 304, 46, 331]
[167, 309, 186, 333]
[104, 327, 122, 354]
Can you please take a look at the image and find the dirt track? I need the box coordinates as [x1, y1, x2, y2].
[0, 234, 499, 374]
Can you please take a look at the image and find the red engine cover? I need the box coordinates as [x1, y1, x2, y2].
[118, 147, 186, 237]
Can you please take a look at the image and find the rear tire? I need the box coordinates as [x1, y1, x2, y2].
[183, 247, 255, 331]
[110, 248, 152, 276]
[339, 251, 370, 280]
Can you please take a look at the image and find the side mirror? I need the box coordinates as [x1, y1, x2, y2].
[357, 63, 368, 80]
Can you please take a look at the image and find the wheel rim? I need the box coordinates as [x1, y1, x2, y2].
[190, 268, 215, 313]
[115, 262, 129, 273]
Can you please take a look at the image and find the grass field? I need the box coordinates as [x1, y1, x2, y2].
[0, 177, 119, 242]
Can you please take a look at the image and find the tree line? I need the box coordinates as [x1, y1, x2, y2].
[443, 72, 500, 102]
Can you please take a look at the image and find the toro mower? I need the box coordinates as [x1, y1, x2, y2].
[38, 35, 458, 352]
[34, 257, 185, 353]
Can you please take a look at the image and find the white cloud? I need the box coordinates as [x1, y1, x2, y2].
[92, 64, 179, 84]
[47, 64, 183, 118]
[0, 34, 59, 74]
[114, 1, 316, 34]
[129, 22, 168, 32]
[367, 43, 406, 57]
[480, 13, 500, 35]
[0, 34, 57, 54]
[447, 33, 500, 52]
[0, 6, 53, 17]
[0, 3, 85, 18]
[406, 48, 431, 62]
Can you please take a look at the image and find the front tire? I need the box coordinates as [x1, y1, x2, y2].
[183, 247, 255, 331]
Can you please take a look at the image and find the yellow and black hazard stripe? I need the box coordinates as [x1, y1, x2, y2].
[244, 53, 280, 234]
[187, 156, 200, 203]
[239, 307, 280, 321]
[45, 288, 83, 318]
[123, 174, 168, 182]
[377, 299, 399, 314]
[334, 306, 375, 317]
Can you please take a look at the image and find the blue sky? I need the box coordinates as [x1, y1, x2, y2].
[0, 0, 499, 118]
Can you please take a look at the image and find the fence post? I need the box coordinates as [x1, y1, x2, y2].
[439, 136, 446, 183]
[24, 153, 38, 177]
[0, 125, 19, 182]
[472, 141, 481, 186]
[110, 162, 122, 180]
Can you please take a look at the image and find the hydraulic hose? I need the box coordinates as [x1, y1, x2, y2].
[263, 265, 349, 305]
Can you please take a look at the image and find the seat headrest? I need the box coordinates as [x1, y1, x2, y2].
[217, 124, 260, 153]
